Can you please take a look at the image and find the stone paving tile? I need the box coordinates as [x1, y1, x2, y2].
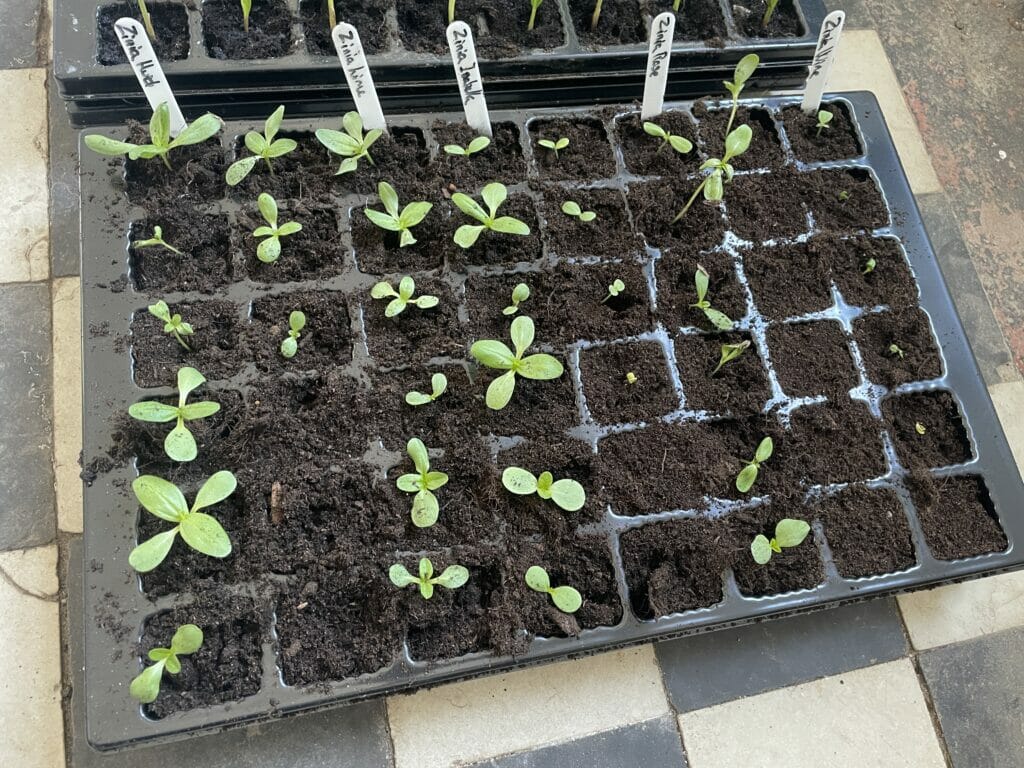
[62, 537, 396, 768]
[52, 277, 83, 533]
[0, 282, 55, 550]
[990, 380, 1024, 469]
[388, 646, 668, 768]
[0, 0, 45, 68]
[657, 599, 908, 713]
[468, 715, 687, 768]
[0, 544, 64, 768]
[679, 659, 947, 768]
[48, 70, 80, 279]
[824, 0, 874, 28]
[919, 626, 1024, 768]
[0, 67, 48, 283]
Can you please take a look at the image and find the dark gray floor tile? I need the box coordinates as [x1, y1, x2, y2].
[0, 0, 44, 68]
[63, 538, 396, 768]
[469, 715, 687, 768]
[919, 626, 1024, 768]
[48, 72, 81, 278]
[656, 598, 908, 713]
[0, 282, 54, 550]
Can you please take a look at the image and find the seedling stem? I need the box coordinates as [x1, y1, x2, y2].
[528, 0, 543, 31]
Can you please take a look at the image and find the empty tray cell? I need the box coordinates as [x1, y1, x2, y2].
[767, 320, 858, 399]
[97, 3, 190, 65]
[825, 235, 918, 309]
[728, 502, 825, 597]
[580, 340, 679, 424]
[727, 168, 810, 243]
[202, 0, 294, 60]
[473, 368, 581, 441]
[884, 390, 973, 470]
[693, 102, 785, 170]
[645, 0, 728, 40]
[656, 248, 746, 331]
[124, 134, 226, 207]
[539, 186, 643, 260]
[909, 474, 1008, 560]
[396, 0, 566, 56]
[299, 0, 390, 56]
[352, 191, 449, 275]
[447, 193, 544, 269]
[781, 101, 863, 164]
[432, 121, 527, 192]
[742, 238, 834, 320]
[240, 203, 347, 283]
[675, 331, 772, 416]
[129, 213, 234, 293]
[804, 167, 890, 233]
[853, 308, 943, 388]
[360, 277, 462, 367]
[569, 0, 646, 46]
[629, 179, 728, 252]
[788, 399, 887, 486]
[227, 132, 333, 202]
[529, 117, 617, 181]
[615, 110, 701, 177]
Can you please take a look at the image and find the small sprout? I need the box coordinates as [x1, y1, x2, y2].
[673, 124, 753, 221]
[761, 0, 780, 29]
[128, 367, 220, 462]
[226, 105, 298, 185]
[590, 0, 603, 31]
[452, 182, 531, 248]
[723, 54, 759, 136]
[626, 371, 638, 385]
[915, 422, 927, 435]
[406, 373, 448, 406]
[816, 109, 834, 137]
[280, 311, 305, 359]
[128, 471, 236, 572]
[502, 466, 586, 512]
[470, 315, 564, 410]
[711, 339, 750, 375]
[84, 103, 222, 170]
[240, 0, 251, 33]
[601, 278, 626, 304]
[147, 300, 194, 350]
[364, 181, 433, 248]
[503, 282, 531, 316]
[889, 343, 906, 359]
[253, 193, 302, 263]
[133, 225, 183, 255]
[838, 190, 851, 202]
[537, 136, 569, 158]
[389, 557, 469, 599]
[443, 135, 491, 156]
[129, 624, 203, 704]
[138, 0, 156, 40]
[562, 200, 597, 222]
[736, 436, 773, 493]
[643, 121, 694, 156]
[396, 438, 448, 528]
[315, 111, 383, 175]
[863, 257, 877, 275]
[751, 518, 810, 565]
[370, 275, 439, 317]
[527, 0, 543, 31]
[525, 565, 582, 613]
[689, 265, 734, 330]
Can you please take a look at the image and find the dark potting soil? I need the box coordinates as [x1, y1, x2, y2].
[97, 3, 190, 65]
[227, 132, 334, 203]
[729, 502, 824, 597]
[579, 340, 679, 424]
[299, 0, 390, 56]
[246, 291, 354, 373]
[781, 102, 863, 164]
[569, 0, 646, 46]
[432, 122, 527, 193]
[395, 0, 565, 56]
[655, 248, 747, 331]
[628, 179, 727, 252]
[332, 128, 436, 197]
[128, 212, 234, 293]
[766, 320, 859, 400]
[908, 474, 1008, 560]
[202, 0, 295, 60]
[361, 278, 465, 367]
[528, 118, 618, 182]
[351, 193, 449, 275]
[615, 111, 701, 177]
[642, 0, 728, 42]
[693, 103, 785, 170]
[788, 399, 888, 486]
[726, 168, 809, 243]
[884, 390, 973, 470]
[733, 0, 804, 38]
[673, 331, 772, 415]
[537, 186, 643, 260]
[742, 239, 832, 320]
[239, 202, 347, 283]
[853, 308, 944, 389]
[803, 168, 891, 233]
[826, 236, 919, 310]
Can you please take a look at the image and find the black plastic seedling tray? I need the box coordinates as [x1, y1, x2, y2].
[56, 0, 826, 125]
[79, 91, 1024, 750]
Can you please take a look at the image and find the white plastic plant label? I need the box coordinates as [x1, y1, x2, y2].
[641, 12, 676, 120]
[446, 21, 492, 138]
[332, 23, 387, 132]
[801, 10, 846, 114]
[114, 17, 186, 135]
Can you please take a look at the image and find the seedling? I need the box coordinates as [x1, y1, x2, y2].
[448, 0, 456, 23]
[443, 136, 491, 156]
[863, 257, 877, 275]
[626, 371, 638, 385]
[396, 438, 448, 528]
[84, 103, 221, 170]
[711, 339, 750, 375]
[761, 0, 780, 28]
[590, 0, 603, 30]
[723, 54, 759, 136]
[751, 518, 810, 565]
[816, 109, 834, 137]
[601, 279, 625, 304]
[138, 0, 156, 41]
[315, 111, 383, 175]
[280, 311, 305, 358]
[128, 367, 220, 462]
[889, 343, 906, 359]
[253, 193, 302, 263]
[538, 136, 569, 158]
[406, 373, 448, 406]
[525, 566, 582, 613]
[643, 121, 694, 156]
[452, 183, 531, 248]
[129, 624, 203, 704]
[690, 265, 734, 330]
[838, 190, 851, 202]
[129, 471, 235, 572]
[736, 436, 773, 493]
[673, 124, 753, 221]
[389, 558, 469, 599]
[225, 105, 298, 185]
[470, 316, 564, 410]
[148, 300, 194, 350]
[133, 225, 183, 255]
[364, 181, 433, 248]
[503, 282, 531, 316]
[370, 276, 439, 317]
[327, 0, 336, 29]
[915, 422, 927, 435]
[241, 0, 251, 33]
[562, 201, 597, 222]
[527, 0, 543, 31]
[502, 466, 586, 512]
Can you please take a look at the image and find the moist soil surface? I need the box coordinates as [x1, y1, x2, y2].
[85, 103, 1007, 716]
[97, 3, 190, 65]
[202, 0, 294, 60]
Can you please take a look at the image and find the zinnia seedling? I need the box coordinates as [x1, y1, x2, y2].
[253, 193, 302, 263]
[626, 371, 638, 385]
[643, 121, 694, 156]
[503, 282, 531, 316]
[601, 279, 626, 304]
[396, 438, 448, 528]
[406, 373, 448, 406]
[443, 135, 491, 156]
[590, 0, 603, 30]
[448, 0, 456, 23]
[84, 103, 222, 170]
[129, 624, 203, 704]
[129, 471, 236, 572]
[470, 315, 564, 410]
[673, 124, 753, 221]
[370, 275, 439, 317]
[502, 466, 586, 512]
[723, 54, 759, 136]
[711, 339, 750, 375]
[327, 0, 336, 29]
[751, 518, 810, 565]
[128, 367, 220, 462]
[761, 0, 780, 28]
[863, 257, 876, 275]
[148, 300, 194, 350]
[315, 111, 383, 175]
[525, 565, 582, 613]
[364, 181, 433, 248]
[527, 0, 544, 31]
[280, 311, 305, 358]
[389, 557, 469, 599]
[562, 200, 596, 222]
[690, 265, 733, 330]
[133, 225, 183, 255]
[538, 136, 569, 158]
[451, 182, 531, 248]
[915, 421, 927, 435]
[736, 436, 773, 493]
[226, 105, 298, 185]
[889, 343, 905, 359]
[816, 109, 834, 137]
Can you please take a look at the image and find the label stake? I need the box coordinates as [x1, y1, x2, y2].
[332, 23, 387, 131]
[114, 18, 186, 135]
[641, 12, 676, 120]
[801, 11, 846, 115]
[446, 21, 492, 138]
